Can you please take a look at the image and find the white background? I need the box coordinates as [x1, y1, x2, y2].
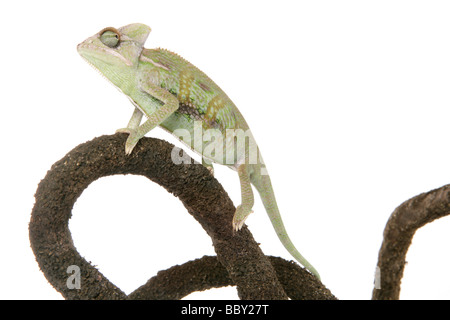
[2, 0, 450, 300]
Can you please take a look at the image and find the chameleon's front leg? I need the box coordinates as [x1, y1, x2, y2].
[116, 107, 144, 134]
[232, 164, 255, 231]
[122, 82, 179, 155]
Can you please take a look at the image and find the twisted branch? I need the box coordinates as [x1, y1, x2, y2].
[30, 133, 449, 299]
[29, 133, 334, 300]
[372, 184, 450, 299]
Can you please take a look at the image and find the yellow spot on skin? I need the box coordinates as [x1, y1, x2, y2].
[205, 95, 225, 128]
[178, 70, 194, 104]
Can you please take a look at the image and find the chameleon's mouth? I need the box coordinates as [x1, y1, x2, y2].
[77, 42, 132, 101]
[77, 42, 133, 67]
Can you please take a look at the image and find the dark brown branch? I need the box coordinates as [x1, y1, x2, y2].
[372, 184, 450, 300]
[128, 255, 334, 300]
[29, 133, 334, 300]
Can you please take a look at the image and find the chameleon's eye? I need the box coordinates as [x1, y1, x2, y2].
[99, 27, 120, 48]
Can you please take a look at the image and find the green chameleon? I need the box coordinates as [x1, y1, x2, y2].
[77, 23, 320, 280]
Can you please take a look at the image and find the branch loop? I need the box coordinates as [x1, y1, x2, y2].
[29, 134, 333, 300]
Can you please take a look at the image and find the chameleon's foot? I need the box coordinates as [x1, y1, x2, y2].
[204, 164, 214, 176]
[202, 158, 214, 176]
[116, 128, 139, 155]
[232, 205, 253, 231]
[116, 127, 134, 134]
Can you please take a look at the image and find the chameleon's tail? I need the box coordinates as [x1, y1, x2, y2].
[251, 171, 321, 280]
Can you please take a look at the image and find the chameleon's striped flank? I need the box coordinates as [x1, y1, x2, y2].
[178, 70, 195, 106]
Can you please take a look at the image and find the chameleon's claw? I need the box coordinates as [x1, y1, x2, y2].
[232, 205, 254, 231]
[116, 128, 139, 155]
[125, 134, 140, 155]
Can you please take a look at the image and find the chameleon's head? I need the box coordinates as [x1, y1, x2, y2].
[77, 23, 151, 89]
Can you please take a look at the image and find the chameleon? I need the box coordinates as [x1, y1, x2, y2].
[77, 23, 320, 280]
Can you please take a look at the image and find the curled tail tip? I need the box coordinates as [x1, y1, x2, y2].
[296, 255, 321, 281]
[298, 258, 321, 281]
[308, 266, 321, 281]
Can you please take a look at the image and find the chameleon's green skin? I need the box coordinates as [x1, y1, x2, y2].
[77, 23, 320, 279]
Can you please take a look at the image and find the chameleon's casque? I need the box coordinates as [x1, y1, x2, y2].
[78, 23, 320, 279]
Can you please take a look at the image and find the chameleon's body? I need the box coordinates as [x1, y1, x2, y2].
[77, 23, 320, 279]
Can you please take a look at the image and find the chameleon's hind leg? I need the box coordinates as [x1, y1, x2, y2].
[232, 164, 255, 231]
